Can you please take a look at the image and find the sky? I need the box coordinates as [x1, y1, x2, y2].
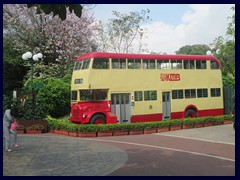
[91, 4, 234, 54]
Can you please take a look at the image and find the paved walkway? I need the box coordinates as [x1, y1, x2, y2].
[3, 124, 235, 176]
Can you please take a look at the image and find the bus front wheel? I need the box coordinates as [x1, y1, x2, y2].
[90, 114, 106, 124]
[185, 109, 197, 118]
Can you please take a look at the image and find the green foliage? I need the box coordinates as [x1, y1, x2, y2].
[3, 36, 28, 94]
[222, 75, 235, 87]
[168, 119, 183, 126]
[98, 9, 151, 53]
[46, 115, 229, 133]
[27, 124, 44, 130]
[37, 78, 70, 118]
[176, 44, 211, 55]
[3, 95, 12, 112]
[78, 125, 97, 132]
[183, 118, 196, 126]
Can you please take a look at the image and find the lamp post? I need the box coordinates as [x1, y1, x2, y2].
[22, 52, 43, 104]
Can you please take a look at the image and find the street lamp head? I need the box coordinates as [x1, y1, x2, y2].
[37, 53, 43, 59]
[206, 50, 212, 55]
[32, 54, 39, 62]
[22, 54, 27, 60]
[25, 52, 33, 59]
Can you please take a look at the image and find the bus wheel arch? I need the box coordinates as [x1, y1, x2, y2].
[90, 113, 106, 124]
[184, 105, 198, 118]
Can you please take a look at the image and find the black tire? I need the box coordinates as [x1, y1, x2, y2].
[90, 114, 106, 124]
[185, 109, 197, 118]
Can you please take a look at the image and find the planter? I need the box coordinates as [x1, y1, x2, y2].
[224, 120, 232, 124]
[203, 122, 213, 127]
[157, 127, 170, 133]
[113, 131, 129, 136]
[54, 129, 68, 135]
[213, 122, 224, 126]
[78, 132, 97, 137]
[194, 124, 203, 128]
[17, 130, 25, 134]
[144, 128, 158, 134]
[26, 129, 42, 134]
[170, 126, 182, 131]
[129, 130, 143, 135]
[97, 131, 113, 137]
[182, 125, 194, 129]
[68, 132, 79, 137]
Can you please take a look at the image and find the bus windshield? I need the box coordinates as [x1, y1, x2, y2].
[80, 89, 108, 101]
[74, 59, 90, 71]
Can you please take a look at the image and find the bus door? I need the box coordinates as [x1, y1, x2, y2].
[162, 92, 171, 120]
[111, 93, 131, 123]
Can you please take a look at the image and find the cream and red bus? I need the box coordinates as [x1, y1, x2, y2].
[69, 52, 223, 124]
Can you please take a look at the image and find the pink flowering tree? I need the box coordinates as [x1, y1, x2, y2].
[3, 4, 98, 79]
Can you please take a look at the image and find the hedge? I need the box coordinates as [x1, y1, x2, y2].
[46, 115, 231, 133]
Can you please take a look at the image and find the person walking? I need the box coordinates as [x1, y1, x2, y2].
[3, 108, 18, 152]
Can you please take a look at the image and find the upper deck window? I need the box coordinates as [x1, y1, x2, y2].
[171, 60, 182, 69]
[92, 58, 109, 69]
[74, 61, 82, 71]
[143, 59, 156, 69]
[74, 59, 90, 71]
[184, 60, 195, 69]
[196, 60, 206, 69]
[210, 60, 219, 69]
[128, 59, 141, 69]
[157, 60, 170, 69]
[112, 58, 126, 69]
[82, 59, 90, 69]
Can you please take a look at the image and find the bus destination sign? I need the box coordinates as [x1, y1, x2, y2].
[160, 73, 180, 81]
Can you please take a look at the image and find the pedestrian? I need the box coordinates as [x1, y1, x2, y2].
[3, 107, 18, 152]
[10, 119, 19, 147]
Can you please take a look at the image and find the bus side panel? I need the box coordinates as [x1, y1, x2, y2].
[198, 108, 224, 117]
[131, 113, 162, 123]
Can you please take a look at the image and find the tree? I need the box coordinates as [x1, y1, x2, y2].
[3, 4, 98, 81]
[3, 36, 28, 95]
[176, 44, 211, 55]
[96, 9, 151, 53]
[214, 6, 235, 78]
[27, 4, 83, 21]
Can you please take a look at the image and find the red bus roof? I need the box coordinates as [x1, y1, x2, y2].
[76, 52, 221, 68]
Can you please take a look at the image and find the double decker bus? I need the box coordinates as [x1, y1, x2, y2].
[69, 52, 223, 124]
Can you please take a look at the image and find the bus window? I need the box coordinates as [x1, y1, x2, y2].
[143, 59, 156, 69]
[172, 90, 183, 99]
[211, 61, 219, 69]
[171, 60, 182, 69]
[128, 59, 141, 69]
[71, 91, 77, 101]
[74, 61, 82, 71]
[92, 58, 109, 69]
[82, 59, 90, 69]
[197, 88, 208, 98]
[134, 91, 143, 101]
[157, 60, 170, 69]
[80, 89, 108, 101]
[185, 89, 196, 98]
[211, 88, 221, 97]
[144, 90, 157, 101]
[196, 60, 206, 69]
[184, 60, 195, 69]
[112, 58, 126, 69]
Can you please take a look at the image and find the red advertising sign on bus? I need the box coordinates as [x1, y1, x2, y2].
[160, 73, 180, 81]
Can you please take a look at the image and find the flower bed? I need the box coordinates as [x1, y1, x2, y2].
[46, 115, 232, 138]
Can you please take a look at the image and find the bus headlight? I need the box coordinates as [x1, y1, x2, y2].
[82, 114, 86, 118]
